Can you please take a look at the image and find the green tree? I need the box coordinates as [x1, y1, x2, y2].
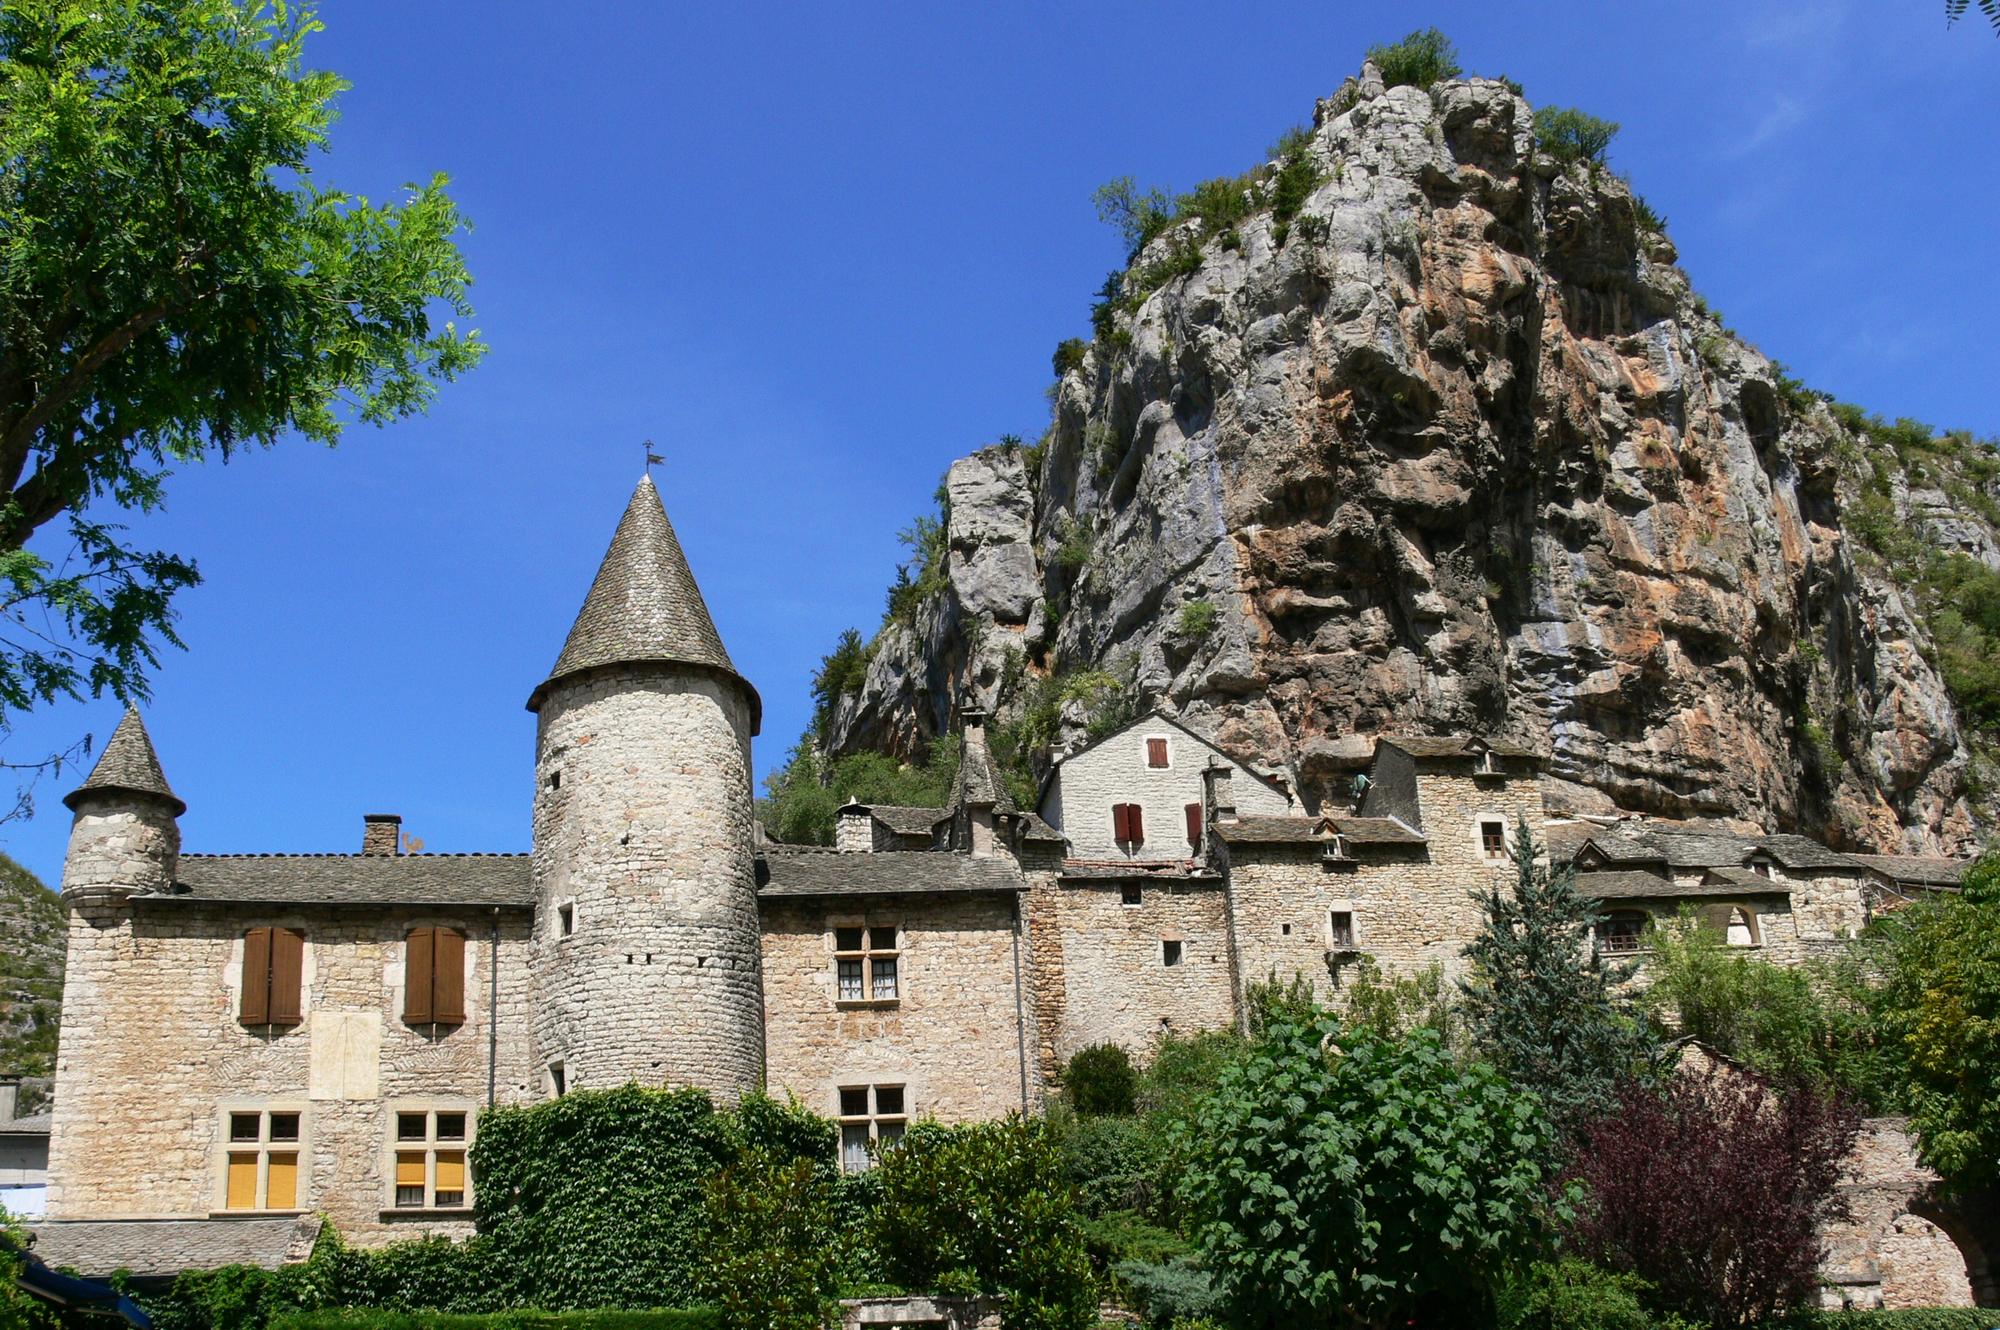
[0, 1, 481, 718]
[1, 1208, 60, 1330]
[1365, 28, 1462, 89]
[1533, 107, 1620, 166]
[1873, 854, 2000, 1190]
[697, 1147, 844, 1330]
[1460, 820, 1651, 1132]
[871, 1116, 1097, 1330]
[1176, 1012, 1562, 1329]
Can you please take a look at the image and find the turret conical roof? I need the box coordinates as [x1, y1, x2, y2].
[527, 476, 760, 729]
[63, 707, 185, 815]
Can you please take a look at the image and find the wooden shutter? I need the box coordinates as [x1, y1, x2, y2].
[1128, 804, 1144, 844]
[240, 928, 272, 1025]
[267, 928, 305, 1025]
[1146, 737, 1168, 768]
[1111, 804, 1130, 842]
[1185, 802, 1203, 847]
[405, 928, 435, 1024]
[433, 928, 466, 1025]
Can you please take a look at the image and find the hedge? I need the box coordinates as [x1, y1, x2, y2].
[1799, 1314, 2000, 1330]
[271, 1313, 721, 1330]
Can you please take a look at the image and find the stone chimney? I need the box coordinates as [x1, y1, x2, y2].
[836, 800, 874, 853]
[0, 1075, 17, 1123]
[363, 813, 402, 856]
[1202, 761, 1237, 825]
[961, 707, 987, 746]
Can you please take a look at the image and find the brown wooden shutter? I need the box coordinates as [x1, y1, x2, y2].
[405, 927, 435, 1024]
[1185, 802, 1203, 847]
[240, 927, 272, 1025]
[1129, 804, 1144, 844]
[1112, 804, 1131, 842]
[433, 928, 466, 1025]
[267, 928, 305, 1025]
[1147, 737, 1168, 768]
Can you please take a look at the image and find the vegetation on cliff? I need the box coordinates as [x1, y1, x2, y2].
[0, 852, 60, 1107]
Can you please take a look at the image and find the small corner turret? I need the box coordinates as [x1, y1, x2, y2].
[60, 707, 183, 910]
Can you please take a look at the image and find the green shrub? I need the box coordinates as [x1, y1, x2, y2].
[1796, 1313, 2000, 1330]
[1366, 28, 1462, 89]
[1063, 1042, 1137, 1115]
[1175, 600, 1218, 640]
[1496, 1258, 1658, 1330]
[1113, 1256, 1219, 1328]
[697, 1147, 843, 1330]
[1051, 338, 1088, 377]
[1092, 177, 1176, 262]
[1536, 106, 1620, 165]
[1054, 516, 1094, 572]
[272, 1314, 723, 1330]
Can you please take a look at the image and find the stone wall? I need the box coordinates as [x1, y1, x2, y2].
[1820, 1117, 1985, 1310]
[46, 900, 535, 1242]
[1023, 877, 1236, 1078]
[1043, 730, 1291, 862]
[531, 666, 764, 1098]
[760, 893, 1035, 1123]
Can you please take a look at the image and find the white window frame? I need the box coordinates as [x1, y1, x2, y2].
[214, 1103, 308, 1214]
[1475, 816, 1510, 862]
[831, 919, 901, 1006]
[837, 1084, 909, 1173]
[386, 1102, 474, 1213]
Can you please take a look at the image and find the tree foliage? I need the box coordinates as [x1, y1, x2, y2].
[870, 1116, 1097, 1330]
[1061, 1041, 1137, 1116]
[1564, 1070, 1859, 1329]
[1534, 106, 1620, 165]
[0, 1, 481, 715]
[696, 1147, 844, 1330]
[1946, 0, 2000, 32]
[1365, 27, 1462, 89]
[1871, 855, 2000, 1190]
[1461, 820, 1651, 1132]
[1176, 1011, 1561, 1328]
[758, 732, 959, 846]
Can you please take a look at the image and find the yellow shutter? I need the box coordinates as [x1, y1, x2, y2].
[266, 1152, 298, 1209]
[226, 1153, 258, 1210]
[396, 1153, 426, 1188]
[434, 1151, 465, 1192]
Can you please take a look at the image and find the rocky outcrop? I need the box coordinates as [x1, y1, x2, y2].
[0, 852, 62, 1110]
[824, 68, 1997, 855]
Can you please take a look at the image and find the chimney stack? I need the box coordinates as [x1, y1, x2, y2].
[1202, 761, 1237, 825]
[0, 1076, 17, 1123]
[363, 813, 402, 856]
[961, 707, 987, 746]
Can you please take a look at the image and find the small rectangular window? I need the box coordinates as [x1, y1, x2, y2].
[1162, 940, 1183, 967]
[549, 1062, 567, 1098]
[1329, 911, 1355, 948]
[557, 902, 575, 936]
[267, 1113, 300, 1143]
[397, 1112, 427, 1141]
[838, 1084, 909, 1173]
[1146, 737, 1169, 768]
[833, 922, 900, 1004]
[230, 1113, 261, 1143]
[435, 1112, 466, 1141]
[1480, 820, 1506, 859]
[222, 1109, 306, 1211]
[1120, 883, 1142, 906]
[390, 1108, 475, 1210]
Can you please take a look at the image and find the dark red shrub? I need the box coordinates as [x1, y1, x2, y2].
[1563, 1067, 1860, 1328]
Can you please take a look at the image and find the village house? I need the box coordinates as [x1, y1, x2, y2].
[28, 478, 1979, 1304]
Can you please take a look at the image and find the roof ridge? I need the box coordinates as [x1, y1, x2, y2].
[180, 851, 528, 860]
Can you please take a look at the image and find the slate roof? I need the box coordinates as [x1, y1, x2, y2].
[1568, 825, 1864, 874]
[867, 806, 949, 837]
[1058, 861, 1224, 884]
[758, 847, 1025, 898]
[151, 854, 534, 908]
[63, 708, 183, 815]
[1574, 869, 1789, 900]
[952, 739, 1017, 813]
[1849, 854, 1969, 888]
[1012, 811, 1066, 843]
[0, 1112, 50, 1136]
[527, 476, 760, 730]
[31, 1216, 319, 1278]
[1212, 815, 1425, 846]
[1378, 735, 1539, 762]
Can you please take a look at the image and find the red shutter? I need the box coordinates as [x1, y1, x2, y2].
[433, 929, 466, 1025]
[1147, 737, 1168, 768]
[240, 928, 271, 1026]
[405, 927, 435, 1024]
[1111, 804, 1128, 842]
[1185, 802, 1203, 847]
[1129, 804, 1144, 845]
[267, 928, 304, 1025]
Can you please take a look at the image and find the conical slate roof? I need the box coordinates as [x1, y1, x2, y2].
[527, 477, 760, 730]
[63, 707, 185, 815]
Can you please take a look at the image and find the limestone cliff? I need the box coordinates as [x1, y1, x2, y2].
[821, 66, 2000, 856]
[0, 851, 62, 1109]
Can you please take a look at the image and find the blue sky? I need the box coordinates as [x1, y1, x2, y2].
[2, 1, 1994, 887]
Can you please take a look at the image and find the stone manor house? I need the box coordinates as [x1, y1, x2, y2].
[31, 478, 1982, 1299]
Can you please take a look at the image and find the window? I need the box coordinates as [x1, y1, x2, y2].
[834, 925, 899, 1003]
[390, 1108, 470, 1210]
[548, 770, 561, 790]
[1120, 883, 1142, 906]
[222, 1108, 302, 1211]
[548, 1062, 567, 1098]
[403, 927, 466, 1026]
[1329, 911, 1355, 948]
[1749, 860, 1772, 879]
[837, 1084, 908, 1173]
[240, 927, 305, 1028]
[557, 902, 575, 937]
[1184, 802, 1203, 849]
[1112, 803, 1145, 846]
[1479, 820, 1507, 860]
[1598, 910, 1648, 954]
[1161, 939, 1183, 967]
[1145, 737, 1170, 768]
[1725, 907, 1760, 948]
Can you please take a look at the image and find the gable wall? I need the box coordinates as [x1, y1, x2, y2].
[1046, 728, 1290, 862]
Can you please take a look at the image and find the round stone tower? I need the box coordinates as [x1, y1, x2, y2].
[60, 707, 184, 911]
[527, 476, 765, 1097]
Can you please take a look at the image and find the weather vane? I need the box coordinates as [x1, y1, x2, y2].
[643, 438, 663, 476]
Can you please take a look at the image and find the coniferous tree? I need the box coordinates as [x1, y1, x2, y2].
[1460, 819, 1652, 1132]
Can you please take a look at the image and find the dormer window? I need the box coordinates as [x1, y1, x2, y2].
[1474, 749, 1501, 776]
[1145, 737, 1170, 769]
[1749, 859, 1772, 879]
